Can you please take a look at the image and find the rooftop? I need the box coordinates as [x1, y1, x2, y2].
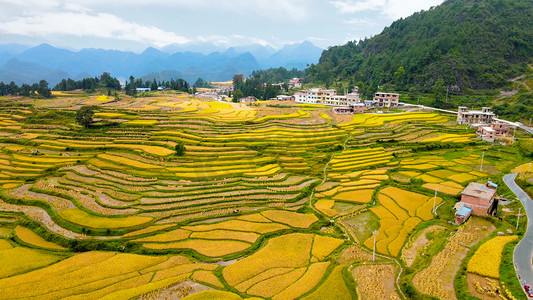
[456, 206, 473, 217]
[462, 182, 497, 200]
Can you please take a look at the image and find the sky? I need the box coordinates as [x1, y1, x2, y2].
[0, 0, 445, 52]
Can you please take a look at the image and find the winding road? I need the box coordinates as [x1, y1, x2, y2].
[503, 173, 533, 289]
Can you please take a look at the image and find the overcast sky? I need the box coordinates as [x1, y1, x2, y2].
[0, 0, 445, 52]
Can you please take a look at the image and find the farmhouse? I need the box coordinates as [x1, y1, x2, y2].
[276, 95, 294, 101]
[373, 92, 399, 107]
[457, 106, 495, 125]
[288, 78, 302, 89]
[458, 181, 498, 216]
[240, 96, 258, 104]
[333, 103, 366, 114]
[136, 88, 151, 92]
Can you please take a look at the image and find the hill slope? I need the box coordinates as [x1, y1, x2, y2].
[307, 0, 533, 92]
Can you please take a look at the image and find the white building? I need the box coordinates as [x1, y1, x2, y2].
[294, 88, 362, 106]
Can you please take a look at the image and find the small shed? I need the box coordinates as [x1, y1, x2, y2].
[455, 205, 473, 225]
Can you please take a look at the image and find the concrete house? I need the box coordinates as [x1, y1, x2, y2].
[458, 181, 498, 216]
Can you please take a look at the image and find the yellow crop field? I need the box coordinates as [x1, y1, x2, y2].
[314, 199, 337, 217]
[98, 153, 163, 169]
[143, 239, 251, 257]
[333, 189, 374, 203]
[123, 224, 174, 237]
[222, 233, 314, 286]
[235, 267, 293, 292]
[0, 240, 13, 250]
[124, 119, 158, 126]
[182, 220, 290, 234]
[448, 173, 477, 183]
[420, 133, 474, 143]
[312, 235, 344, 260]
[94, 113, 126, 118]
[512, 162, 533, 173]
[378, 194, 409, 221]
[15, 226, 67, 250]
[320, 112, 332, 120]
[272, 262, 330, 300]
[301, 265, 351, 300]
[182, 290, 244, 300]
[58, 208, 152, 229]
[206, 101, 234, 109]
[260, 210, 318, 228]
[96, 95, 109, 102]
[190, 230, 260, 243]
[191, 270, 224, 288]
[423, 181, 463, 195]
[0, 247, 65, 279]
[246, 267, 307, 298]
[381, 187, 428, 216]
[467, 235, 517, 278]
[132, 229, 191, 243]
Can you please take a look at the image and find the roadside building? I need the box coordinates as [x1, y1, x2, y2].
[457, 106, 495, 125]
[373, 92, 399, 107]
[294, 88, 362, 106]
[458, 181, 498, 216]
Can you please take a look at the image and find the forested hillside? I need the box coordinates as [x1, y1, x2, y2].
[307, 0, 533, 93]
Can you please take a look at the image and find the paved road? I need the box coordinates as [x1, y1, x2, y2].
[503, 173, 533, 289]
[518, 124, 533, 135]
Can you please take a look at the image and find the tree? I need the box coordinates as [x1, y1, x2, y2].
[431, 78, 446, 108]
[232, 89, 243, 103]
[76, 106, 95, 128]
[233, 74, 244, 91]
[37, 80, 52, 98]
[175, 142, 185, 156]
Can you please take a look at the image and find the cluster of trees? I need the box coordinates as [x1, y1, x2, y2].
[54, 72, 121, 92]
[193, 78, 212, 88]
[0, 80, 52, 98]
[124, 76, 191, 96]
[250, 67, 305, 85]
[231, 74, 282, 102]
[307, 0, 533, 93]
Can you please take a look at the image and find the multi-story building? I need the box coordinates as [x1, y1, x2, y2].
[458, 182, 498, 216]
[373, 92, 399, 107]
[457, 107, 495, 125]
[294, 88, 362, 106]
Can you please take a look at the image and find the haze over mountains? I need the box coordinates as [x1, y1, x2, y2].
[0, 41, 323, 86]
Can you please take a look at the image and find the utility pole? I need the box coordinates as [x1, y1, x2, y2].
[517, 208, 521, 230]
[433, 189, 438, 214]
[529, 117, 532, 127]
[529, 162, 532, 173]
[480, 151, 485, 172]
[372, 230, 379, 262]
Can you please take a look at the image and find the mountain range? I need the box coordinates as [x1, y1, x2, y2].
[0, 41, 323, 86]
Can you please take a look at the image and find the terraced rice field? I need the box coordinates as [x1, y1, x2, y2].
[0, 94, 526, 299]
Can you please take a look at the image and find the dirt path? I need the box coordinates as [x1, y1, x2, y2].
[402, 225, 445, 267]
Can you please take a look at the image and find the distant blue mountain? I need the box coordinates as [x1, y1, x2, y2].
[0, 42, 323, 86]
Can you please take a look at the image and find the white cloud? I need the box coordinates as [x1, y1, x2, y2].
[331, 0, 444, 19]
[197, 34, 271, 47]
[0, 11, 190, 47]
